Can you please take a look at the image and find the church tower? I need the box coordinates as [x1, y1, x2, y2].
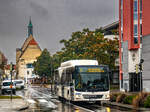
[16, 19, 42, 80]
[28, 18, 33, 37]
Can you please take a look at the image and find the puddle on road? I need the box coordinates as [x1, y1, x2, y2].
[23, 101, 145, 112]
[24, 101, 88, 112]
[19, 86, 143, 112]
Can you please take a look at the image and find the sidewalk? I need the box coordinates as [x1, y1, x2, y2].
[0, 99, 29, 111]
[32, 84, 51, 88]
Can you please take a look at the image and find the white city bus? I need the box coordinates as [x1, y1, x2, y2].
[55, 60, 110, 102]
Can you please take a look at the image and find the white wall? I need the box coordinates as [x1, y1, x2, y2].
[128, 50, 140, 73]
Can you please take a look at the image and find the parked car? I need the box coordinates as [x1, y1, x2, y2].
[1, 80, 16, 95]
[13, 79, 25, 89]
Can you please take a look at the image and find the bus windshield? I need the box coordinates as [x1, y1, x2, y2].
[75, 66, 109, 92]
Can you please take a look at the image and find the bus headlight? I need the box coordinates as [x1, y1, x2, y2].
[75, 93, 81, 99]
[75, 95, 81, 98]
[105, 94, 110, 99]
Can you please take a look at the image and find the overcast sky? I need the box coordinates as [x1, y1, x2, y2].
[0, 0, 119, 63]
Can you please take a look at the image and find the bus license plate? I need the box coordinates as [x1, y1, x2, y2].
[89, 98, 95, 101]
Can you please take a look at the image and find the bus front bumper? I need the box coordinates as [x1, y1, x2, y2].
[74, 93, 110, 101]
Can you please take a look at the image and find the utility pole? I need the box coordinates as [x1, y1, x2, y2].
[51, 59, 53, 94]
[10, 62, 13, 101]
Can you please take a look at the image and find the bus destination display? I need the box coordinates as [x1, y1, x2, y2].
[78, 67, 105, 73]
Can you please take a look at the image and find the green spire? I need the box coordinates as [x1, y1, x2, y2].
[28, 17, 33, 37]
[29, 19, 32, 27]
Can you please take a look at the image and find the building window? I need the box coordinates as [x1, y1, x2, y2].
[140, 0, 142, 12]
[121, 0, 123, 9]
[139, 0, 142, 43]
[134, 24, 138, 44]
[26, 63, 33, 68]
[134, 13, 138, 20]
[140, 13, 142, 20]
[134, 0, 138, 21]
[121, 73, 123, 88]
[121, 0, 123, 41]
[134, 1, 138, 12]
[134, 36, 138, 44]
[134, 24, 138, 36]
[27, 71, 29, 75]
[122, 52, 123, 62]
[133, 0, 138, 44]
[140, 24, 142, 35]
[32, 71, 34, 74]
[121, 33, 123, 42]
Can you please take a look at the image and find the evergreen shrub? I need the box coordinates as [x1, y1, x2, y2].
[116, 93, 126, 103]
[144, 95, 150, 108]
[123, 95, 136, 104]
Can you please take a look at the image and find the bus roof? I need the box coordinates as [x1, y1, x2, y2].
[60, 60, 98, 67]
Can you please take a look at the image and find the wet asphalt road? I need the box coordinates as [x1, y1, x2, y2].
[16, 85, 142, 112]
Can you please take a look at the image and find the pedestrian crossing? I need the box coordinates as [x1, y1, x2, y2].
[26, 97, 57, 109]
[16, 86, 58, 109]
[37, 99, 48, 103]
[26, 99, 36, 104]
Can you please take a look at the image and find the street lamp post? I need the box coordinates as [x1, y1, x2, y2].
[139, 59, 144, 92]
[10, 62, 13, 101]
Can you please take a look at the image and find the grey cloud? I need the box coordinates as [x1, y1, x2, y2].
[0, 0, 119, 63]
[65, 0, 117, 17]
[29, 1, 49, 18]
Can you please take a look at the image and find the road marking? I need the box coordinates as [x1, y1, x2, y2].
[26, 99, 36, 103]
[72, 104, 95, 112]
[38, 99, 48, 103]
[55, 98, 94, 112]
[47, 101, 57, 109]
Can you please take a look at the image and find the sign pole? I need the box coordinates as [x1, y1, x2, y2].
[10, 62, 13, 101]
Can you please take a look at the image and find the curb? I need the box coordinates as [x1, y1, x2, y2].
[15, 99, 29, 111]
[17, 105, 29, 111]
[102, 101, 150, 111]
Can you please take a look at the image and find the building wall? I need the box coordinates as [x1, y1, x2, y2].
[123, 0, 132, 42]
[16, 49, 22, 63]
[128, 50, 140, 73]
[122, 41, 128, 74]
[104, 35, 119, 40]
[142, 35, 150, 79]
[119, 0, 142, 91]
[122, 41, 130, 91]
[18, 61, 26, 78]
[21, 45, 41, 60]
[119, 0, 150, 92]
[142, 0, 150, 36]
[0, 53, 2, 65]
[21, 35, 34, 51]
[18, 45, 41, 78]
[143, 80, 150, 92]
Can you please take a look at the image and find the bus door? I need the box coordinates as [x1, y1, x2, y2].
[62, 85, 64, 97]
[70, 82, 74, 100]
[61, 69, 66, 98]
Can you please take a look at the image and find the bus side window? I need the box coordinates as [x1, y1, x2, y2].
[66, 69, 72, 86]
[61, 70, 66, 85]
